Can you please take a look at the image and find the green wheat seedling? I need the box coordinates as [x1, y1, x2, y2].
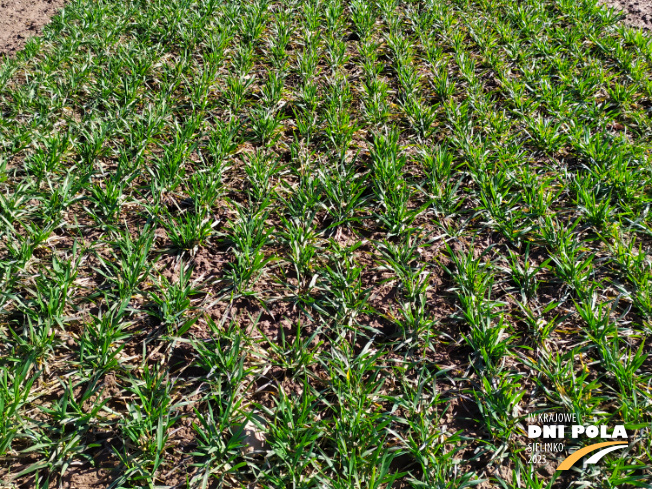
[609, 233, 650, 274]
[350, 0, 376, 40]
[243, 149, 283, 203]
[419, 144, 463, 217]
[520, 173, 561, 218]
[325, 34, 349, 72]
[192, 317, 248, 394]
[16, 245, 82, 329]
[296, 47, 320, 83]
[2, 0, 652, 486]
[78, 304, 132, 375]
[498, 245, 547, 302]
[224, 74, 254, 114]
[375, 181, 426, 237]
[361, 76, 390, 126]
[95, 225, 156, 300]
[222, 203, 276, 298]
[23, 133, 70, 182]
[278, 216, 319, 292]
[0, 263, 19, 312]
[280, 175, 321, 229]
[525, 115, 567, 153]
[549, 237, 596, 295]
[86, 171, 137, 225]
[597, 335, 648, 400]
[317, 241, 373, 329]
[0, 180, 32, 227]
[114, 361, 180, 489]
[187, 168, 226, 212]
[324, 105, 358, 158]
[190, 392, 247, 488]
[259, 320, 323, 378]
[443, 245, 513, 370]
[160, 204, 218, 252]
[370, 127, 405, 195]
[575, 183, 616, 231]
[250, 107, 285, 147]
[524, 347, 607, 424]
[477, 172, 532, 245]
[318, 157, 369, 233]
[474, 372, 525, 443]
[515, 300, 560, 346]
[294, 107, 319, 143]
[574, 293, 619, 344]
[400, 95, 438, 141]
[432, 65, 456, 101]
[8, 315, 58, 366]
[41, 173, 85, 221]
[146, 121, 198, 193]
[269, 12, 292, 68]
[254, 381, 322, 487]
[147, 261, 201, 335]
[319, 342, 403, 488]
[260, 71, 286, 109]
[207, 119, 240, 165]
[0, 359, 38, 456]
[17, 378, 109, 486]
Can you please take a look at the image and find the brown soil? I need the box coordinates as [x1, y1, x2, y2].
[0, 0, 65, 56]
[602, 0, 652, 29]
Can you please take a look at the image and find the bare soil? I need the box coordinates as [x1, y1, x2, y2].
[602, 0, 652, 29]
[0, 0, 65, 56]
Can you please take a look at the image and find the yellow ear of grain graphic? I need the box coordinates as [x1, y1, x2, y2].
[556, 442, 628, 471]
